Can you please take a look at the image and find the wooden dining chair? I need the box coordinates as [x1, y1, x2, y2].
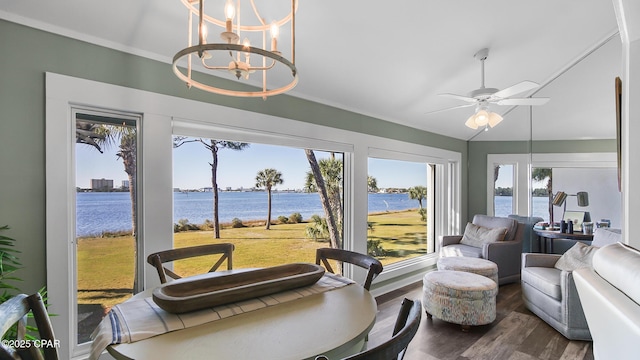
[315, 248, 383, 290]
[315, 298, 421, 360]
[147, 243, 235, 284]
[0, 293, 59, 360]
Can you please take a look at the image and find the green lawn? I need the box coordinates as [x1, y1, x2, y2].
[76, 209, 429, 310]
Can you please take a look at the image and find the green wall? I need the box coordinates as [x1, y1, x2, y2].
[467, 139, 617, 217]
[0, 19, 467, 293]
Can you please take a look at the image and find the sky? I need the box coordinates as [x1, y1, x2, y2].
[76, 140, 429, 190]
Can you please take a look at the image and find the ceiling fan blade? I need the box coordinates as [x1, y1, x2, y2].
[439, 93, 478, 103]
[490, 80, 539, 99]
[424, 103, 475, 115]
[495, 97, 550, 106]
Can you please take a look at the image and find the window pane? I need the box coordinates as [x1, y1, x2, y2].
[367, 158, 433, 267]
[493, 164, 514, 217]
[172, 137, 344, 272]
[75, 112, 138, 344]
[532, 167, 552, 222]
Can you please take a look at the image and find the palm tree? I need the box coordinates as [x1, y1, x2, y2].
[255, 168, 284, 230]
[304, 157, 344, 230]
[408, 186, 428, 209]
[174, 138, 249, 238]
[304, 150, 342, 249]
[304, 150, 341, 249]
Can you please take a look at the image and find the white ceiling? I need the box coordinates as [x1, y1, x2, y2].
[0, 0, 621, 141]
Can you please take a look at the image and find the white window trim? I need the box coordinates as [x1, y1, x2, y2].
[486, 154, 531, 216]
[46, 72, 461, 358]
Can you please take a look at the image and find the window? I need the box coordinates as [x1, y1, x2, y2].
[46, 73, 461, 358]
[172, 138, 346, 269]
[493, 164, 514, 217]
[486, 154, 530, 217]
[74, 109, 141, 349]
[366, 158, 435, 267]
[531, 167, 552, 222]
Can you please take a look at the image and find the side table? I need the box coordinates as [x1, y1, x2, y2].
[533, 229, 594, 253]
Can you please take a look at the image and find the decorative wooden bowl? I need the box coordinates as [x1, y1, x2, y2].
[152, 263, 325, 313]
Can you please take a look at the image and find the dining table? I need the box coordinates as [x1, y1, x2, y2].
[103, 270, 377, 360]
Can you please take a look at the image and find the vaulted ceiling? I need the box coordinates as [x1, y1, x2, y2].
[0, 0, 621, 141]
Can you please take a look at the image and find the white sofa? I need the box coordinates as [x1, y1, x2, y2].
[574, 241, 640, 360]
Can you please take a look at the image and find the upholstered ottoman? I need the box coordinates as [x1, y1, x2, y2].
[437, 257, 499, 285]
[422, 270, 498, 331]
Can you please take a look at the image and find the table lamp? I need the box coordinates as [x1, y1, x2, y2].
[551, 191, 589, 225]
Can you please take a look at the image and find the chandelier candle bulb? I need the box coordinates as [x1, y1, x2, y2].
[224, 0, 235, 32]
[271, 22, 279, 52]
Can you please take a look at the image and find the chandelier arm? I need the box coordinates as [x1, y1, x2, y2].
[198, 61, 276, 72]
[249, 0, 267, 26]
[181, 44, 294, 73]
[249, 59, 277, 71]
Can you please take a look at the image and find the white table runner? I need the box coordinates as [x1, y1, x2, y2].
[89, 273, 354, 360]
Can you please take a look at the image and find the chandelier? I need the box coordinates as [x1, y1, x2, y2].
[464, 103, 503, 131]
[172, 0, 298, 98]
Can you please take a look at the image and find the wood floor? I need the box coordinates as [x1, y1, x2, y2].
[368, 282, 594, 360]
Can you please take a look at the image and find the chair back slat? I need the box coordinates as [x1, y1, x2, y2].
[315, 248, 383, 290]
[147, 243, 235, 284]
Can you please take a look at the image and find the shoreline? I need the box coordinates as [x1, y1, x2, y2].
[78, 208, 420, 239]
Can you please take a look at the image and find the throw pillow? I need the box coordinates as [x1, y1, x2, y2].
[459, 222, 508, 248]
[554, 242, 598, 271]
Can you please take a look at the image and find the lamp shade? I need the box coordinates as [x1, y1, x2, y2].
[488, 112, 503, 127]
[465, 114, 479, 129]
[552, 191, 567, 206]
[577, 191, 589, 206]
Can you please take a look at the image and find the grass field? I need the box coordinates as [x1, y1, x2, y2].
[77, 209, 430, 310]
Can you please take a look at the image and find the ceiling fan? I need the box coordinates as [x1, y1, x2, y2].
[429, 48, 550, 130]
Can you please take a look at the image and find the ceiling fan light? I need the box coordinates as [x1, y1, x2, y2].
[465, 115, 479, 129]
[474, 110, 489, 126]
[488, 112, 503, 127]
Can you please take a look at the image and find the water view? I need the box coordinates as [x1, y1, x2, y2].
[76, 191, 422, 236]
[77, 191, 549, 237]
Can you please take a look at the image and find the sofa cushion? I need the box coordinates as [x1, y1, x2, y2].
[591, 228, 621, 247]
[440, 244, 483, 258]
[473, 215, 518, 241]
[593, 242, 640, 305]
[521, 267, 562, 301]
[460, 222, 507, 248]
[554, 242, 598, 271]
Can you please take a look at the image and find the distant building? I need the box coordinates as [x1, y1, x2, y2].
[121, 180, 130, 189]
[91, 178, 113, 190]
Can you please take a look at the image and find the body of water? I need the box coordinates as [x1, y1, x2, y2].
[76, 192, 550, 237]
[76, 191, 421, 237]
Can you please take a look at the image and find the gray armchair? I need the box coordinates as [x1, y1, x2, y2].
[439, 214, 524, 285]
[521, 228, 621, 340]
